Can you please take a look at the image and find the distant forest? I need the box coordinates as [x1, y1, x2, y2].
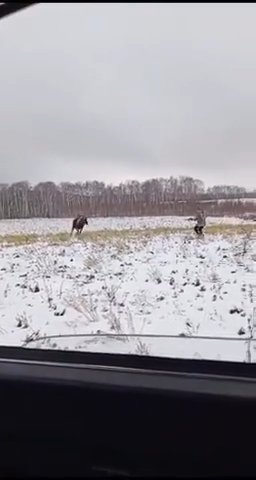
[0, 176, 255, 219]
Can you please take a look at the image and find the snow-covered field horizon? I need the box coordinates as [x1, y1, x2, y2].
[0, 214, 255, 236]
[0, 215, 255, 363]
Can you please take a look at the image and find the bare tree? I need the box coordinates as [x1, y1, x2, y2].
[0, 177, 254, 219]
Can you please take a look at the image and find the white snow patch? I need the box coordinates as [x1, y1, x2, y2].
[0, 222, 255, 362]
[0, 215, 254, 236]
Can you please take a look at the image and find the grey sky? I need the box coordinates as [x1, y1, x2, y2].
[0, 3, 256, 188]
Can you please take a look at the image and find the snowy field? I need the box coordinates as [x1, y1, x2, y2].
[0, 216, 256, 362]
[0, 215, 255, 236]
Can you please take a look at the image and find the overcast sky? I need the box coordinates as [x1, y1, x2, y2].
[0, 3, 256, 188]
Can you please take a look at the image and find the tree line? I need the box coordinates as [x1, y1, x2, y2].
[0, 176, 255, 219]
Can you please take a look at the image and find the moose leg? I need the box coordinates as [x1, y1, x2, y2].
[77, 226, 84, 235]
[71, 219, 77, 237]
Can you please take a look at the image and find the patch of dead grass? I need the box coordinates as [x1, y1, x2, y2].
[0, 233, 38, 246]
[0, 223, 255, 246]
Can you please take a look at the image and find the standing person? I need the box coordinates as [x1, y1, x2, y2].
[194, 208, 206, 235]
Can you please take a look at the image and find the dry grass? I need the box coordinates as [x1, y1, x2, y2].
[0, 233, 38, 246]
[205, 224, 256, 236]
[0, 223, 255, 246]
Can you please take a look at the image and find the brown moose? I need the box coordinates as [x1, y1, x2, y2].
[71, 215, 88, 236]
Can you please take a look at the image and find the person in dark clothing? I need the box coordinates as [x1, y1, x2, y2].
[194, 209, 206, 235]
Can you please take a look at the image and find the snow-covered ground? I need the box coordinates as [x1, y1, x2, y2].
[0, 215, 255, 236]
[0, 216, 255, 362]
[216, 198, 256, 204]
